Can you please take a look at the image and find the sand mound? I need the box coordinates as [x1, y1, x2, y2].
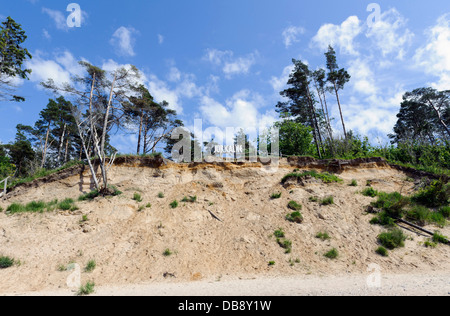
[0, 158, 449, 294]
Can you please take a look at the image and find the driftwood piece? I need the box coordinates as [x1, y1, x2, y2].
[395, 218, 435, 236]
[208, 210, 223, 222]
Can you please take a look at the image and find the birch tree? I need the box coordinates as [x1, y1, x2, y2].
[42, 61, 140, 193]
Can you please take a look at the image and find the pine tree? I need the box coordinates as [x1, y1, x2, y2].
[325, 46, 350, 139]
[0, 17, 32, 102]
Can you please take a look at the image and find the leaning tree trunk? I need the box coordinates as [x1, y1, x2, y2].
[137, 111, 144, 155]
[57, 123, 67, 164]
[334, 83, 347, 140]
[41, 123, 51, 169]
[306, 86, 323, 159]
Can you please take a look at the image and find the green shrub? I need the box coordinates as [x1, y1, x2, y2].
[378, 229, 406, 250]
[158, 192, 165, 198]
[371, 192, 409, 219]
[170, 200, 179, 209]
[376, 246, 388, 257]
[411, 179, 449, 208]
[6, 203, 26, 214]
[406, 205, 430, 226]
[424, 240, 437, 248]
[271, 192, 282, 199]
[84, 260, 96, 272]
[277, 238, 292, 254]
[432, 232, 449, 244]
[78, 190, 99, 201]
[274, 229, 285, 238]
[350, 179, 358, 187]
[133, 193, 143, 202]
[362, 187, 378, 197]
[181, 196, 197, 203]
[77, 282, 95, 296]
[163, 248, 173, 257]
[145, 203, 152, 208]
[370, 211, 396, 227]
[268, 261, 275, 266]
[309, 196, 319, 202]
[288, 201, 302, 211]
[321, 196, 334, 206]
[324, 248, 338, 259]
[57, 198, 77, 211]
[316, 232, 331, 241]
[439, 206, 450, 218]
[281, 170, 343, 184]
[286, 211, 303, 224]
[0, 256, 14, 269]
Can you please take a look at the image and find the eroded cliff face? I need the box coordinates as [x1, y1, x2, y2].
[0, 158, 448, 294]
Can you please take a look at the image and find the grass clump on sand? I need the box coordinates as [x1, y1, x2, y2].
[321, 196, 334, 206]
[6, 198, 78, 214]
[286, 211, 303, 224]
[181, 196, 197, 203]
[378, 229, 406, 250]
[281, 170, 343, 184]
[271, 192, 282, 199]
[170, 200, 179, 209]
[133, 193, 143, 202]
[0, 256, 15, 269]
[375, 246, 388, 257]
[77, 282, 95, 296]
[362, 187, 378, 197]
[84, 260, 96, 273]
[316, 232, 331, 241]
[287, 201, 302, 211]
[324, 248, 338, 259]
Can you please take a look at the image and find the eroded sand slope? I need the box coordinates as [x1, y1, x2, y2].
[0, 158, 449, 294]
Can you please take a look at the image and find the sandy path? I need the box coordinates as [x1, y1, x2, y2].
[8, 273, 450, 296]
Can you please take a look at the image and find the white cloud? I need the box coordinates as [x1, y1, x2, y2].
[158, 34, 164, 44]
[282, 26, 305, 48]
[42, 29, 51, 40]
[270, 64, 294, 93]
[199, 90, 273, 131]
[110, 26, 138, 57]
[311, 16, 362, 55]
[167, 67, 181, 82]
[348, 59, 378, 95]
[414, 14, 450, 90]
[42, 7, 68, 31]
[203, 49, 258, 78]
[366, 8, 414, 60]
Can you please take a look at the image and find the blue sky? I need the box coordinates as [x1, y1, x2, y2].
[0, 0, 449, 153]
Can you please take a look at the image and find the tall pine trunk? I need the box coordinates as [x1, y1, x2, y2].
[137, 111, 144, 155]
[41, 123, 51, 168]
[334, 82, 347, 139]
[57, 123, 67, 165]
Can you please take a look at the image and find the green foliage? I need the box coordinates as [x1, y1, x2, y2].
[0, 256, 14, 269]
[371, 192, 410, 219]
[145, 203, 152, 208]
[309, 196, 319, 202]
[170, 200, 179, 209]
[287, 201, 302, 211]
[181, 196, 197, 203]
[163, 249, 173, 257]
[424, 240, 437, 248]
[321, 196, 334, 206]
[350, 179, 358, 187]
[378, 229, 406, 250]
[274, 229, 285, 238]
[286, 211, 303, 224]
[268, 261, 276, 266]
[158, 192, 165, 198]
[432, 232, 449, 244]
[277, 239, 292, 254]
[133, 192, 143, 202]
[316, 232, 331, 241]
[376, 246, 388, 257]
[270, 192, 282, 199]
[274, 119, 314, 156]
[411, 179, 449, 208]
[362, 187, 378, 197]
[282, 170, 343, 184]
[439, 206, 450, 218]
[78, 190, 100, 201]
[57, 198, 78, 211]
[324, 248, 338, 259]
[84, 260, 96, 273]
[77, 282, 95, 296]
[5, 199, 74, 214]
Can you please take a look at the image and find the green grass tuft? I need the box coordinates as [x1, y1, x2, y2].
[321, 196, 334, 206]
[286, 211, 303, 224]
[378, 229, 406, 250]
[287, 200, 302, 211]
[324, 248, 338, 259]
[170, 200, 179, 209]
[281, 170, 343, 184]
[77, 282, 95, 296]
[0, 256, 15, 269]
